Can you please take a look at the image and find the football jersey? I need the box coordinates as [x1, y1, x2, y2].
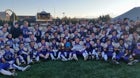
[100, 36, 108, 43]
[3, 49, 14, 61]
[133, 49, 140, 55]
[107, 44, 114, 52]
[22, 26, 30, 38]
[119, 45, 126, 53]
[6, 38, 14, 48]
[72, 43, 85, 51]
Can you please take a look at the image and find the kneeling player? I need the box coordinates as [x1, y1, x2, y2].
[128, 43, 140, 65]
[0, 62, 16, 76]
[17, 43, 32, 64]
[1, 45, 30, 75]
[71, 37, 88, 61]
[38, 39, 50, 60]
[28, 41, 39, 62]
[123, 48, 133, 65]
[49, 39, 59, 60]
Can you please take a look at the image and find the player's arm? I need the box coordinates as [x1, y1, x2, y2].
[1, 57, 6, 63]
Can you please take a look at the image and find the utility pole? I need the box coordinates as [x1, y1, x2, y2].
[54, 8, 56, 19]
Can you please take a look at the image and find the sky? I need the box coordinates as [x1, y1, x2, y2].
[0, 0, 140, 18]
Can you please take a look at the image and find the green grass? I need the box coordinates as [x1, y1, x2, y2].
[1, 59, 140, 78]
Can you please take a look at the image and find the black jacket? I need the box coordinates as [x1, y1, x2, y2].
[10, 26, 22, 38]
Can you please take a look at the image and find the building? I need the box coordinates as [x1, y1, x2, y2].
[0, 11, 10, 21]
[17, 11, 53, 26]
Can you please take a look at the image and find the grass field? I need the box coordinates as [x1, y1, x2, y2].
[1, 59, 140, 78]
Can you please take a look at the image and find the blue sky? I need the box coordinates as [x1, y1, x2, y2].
[0, 0, 140, 18]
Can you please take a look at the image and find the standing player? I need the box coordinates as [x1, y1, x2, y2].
[34, 24, 42, 43]
[21, 21, 30, 39]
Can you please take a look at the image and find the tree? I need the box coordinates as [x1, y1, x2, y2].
[97, 14, 111, 22]
[10, 13, 18, 22]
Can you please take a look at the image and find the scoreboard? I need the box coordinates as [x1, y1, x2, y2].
[36, 11, 52, 21]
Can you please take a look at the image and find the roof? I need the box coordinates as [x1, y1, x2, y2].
[40, 11, 47, 14]
[114, 7, 140, 21]
[37, 11, 50, 15]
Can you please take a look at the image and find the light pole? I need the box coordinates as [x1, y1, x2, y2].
[62, 12, 65, 18]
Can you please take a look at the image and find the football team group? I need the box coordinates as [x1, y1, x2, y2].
[0, 19, 140, 76]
